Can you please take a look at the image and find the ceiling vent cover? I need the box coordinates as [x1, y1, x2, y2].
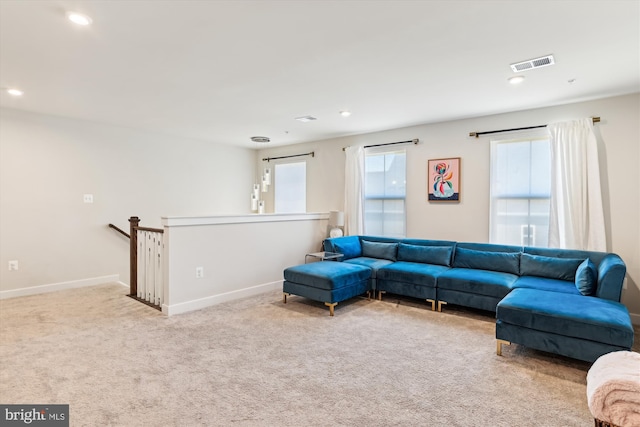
[250, 136, 270, 143]
[510, 55, 555, 72]
[295, 115, 317, 122]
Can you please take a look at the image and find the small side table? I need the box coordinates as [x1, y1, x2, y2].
[305, 251, 344, 263]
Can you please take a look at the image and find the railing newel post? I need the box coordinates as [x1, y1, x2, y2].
[128, 216, 140, 297]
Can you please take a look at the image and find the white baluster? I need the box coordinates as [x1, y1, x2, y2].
[147, 233, 154, 303]
[156, 235, 163, 306]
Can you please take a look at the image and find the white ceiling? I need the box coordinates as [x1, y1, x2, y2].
[1, 1, 638, 148]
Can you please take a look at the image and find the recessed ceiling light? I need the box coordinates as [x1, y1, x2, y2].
[340, 111, 352, 117]
[295, 116, 317, 122]
[508, 76, 525, 85]
[66, 11, 92, 26]
[6, 88, 23, 96]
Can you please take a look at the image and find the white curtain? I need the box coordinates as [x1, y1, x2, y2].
[547, 118, 606, 251]
[344, 146, 365, 236]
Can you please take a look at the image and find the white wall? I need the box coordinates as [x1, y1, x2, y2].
[161, 214, 327, 315]
[0, 108, 255, 294]
[258, 93, 640, 318]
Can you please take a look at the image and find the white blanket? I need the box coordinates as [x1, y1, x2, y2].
[587, 351, 640, 426]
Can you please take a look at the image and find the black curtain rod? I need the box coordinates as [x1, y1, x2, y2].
[262, 151, 314, 162]
[469, 117, 601, 138]
[343, 138, 419, 151]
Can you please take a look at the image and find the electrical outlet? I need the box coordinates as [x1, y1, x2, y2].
[8, 260, 18, 271]
[83, 194, 94, 203]
[195, 267, 204, 279]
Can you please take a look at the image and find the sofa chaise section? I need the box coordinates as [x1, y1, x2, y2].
[283, 261, 372, 316]
[496, 288, 634, 362]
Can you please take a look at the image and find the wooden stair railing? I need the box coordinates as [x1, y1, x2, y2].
[108, 223, 130, 238]
[109, 217, 164, 311]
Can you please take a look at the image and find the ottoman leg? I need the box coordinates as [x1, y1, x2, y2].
[437, 301, 447, 312]
[378, 290, 386, 301]
[497, 339, 511, 356]
[426, 299, 436, 311]
[324, 302, 338, 316]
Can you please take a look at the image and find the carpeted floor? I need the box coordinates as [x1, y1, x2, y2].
[1, 284, 637, 426]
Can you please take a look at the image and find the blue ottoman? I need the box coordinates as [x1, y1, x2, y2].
[283, 262, 372, 316]
[496, 288, 634, 362]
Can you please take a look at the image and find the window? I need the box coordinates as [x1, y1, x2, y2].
[490, 138, 550, 247]
[364, 150, 406, 237]
[274, 162, 306, 213]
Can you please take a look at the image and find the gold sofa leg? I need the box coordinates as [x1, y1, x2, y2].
[426, 299, 436, 311]
[324, 302, 338, 316]
[378, 290, 386, 301]
[437, 301, 447, 312]
[497, 339, 511, 356]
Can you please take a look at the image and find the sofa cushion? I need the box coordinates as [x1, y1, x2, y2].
[523, 246, 606, 266]
[453, 247, 520, 275]
[437, 268, 518, 299]
[595, 254, 627, 301]
[377, 262, 450, 287]
[497, 288, 634, 348]
[520, 253, 583, 281]
[361, 240, 398, 261]
[397, 243, 452, 266]
[513, 276, 581, 295]
[344, 257, 394, 278]
[332, 236, 362, 260]
[575, 258, 597, 296]
[283, 262, 371, 291]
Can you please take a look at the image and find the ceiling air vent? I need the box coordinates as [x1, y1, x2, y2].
[510, 55, 555, 72]
[250, 136, 270, 143]
[295, 115, 317, 122]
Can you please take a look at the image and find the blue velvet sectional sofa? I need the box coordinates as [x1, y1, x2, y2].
[283, 235, 633, 363]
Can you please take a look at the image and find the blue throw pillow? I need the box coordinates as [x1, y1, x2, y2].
[397, 243, 452, 266]
[453, 247, 520, 275]
[332, 237, 362, 260]
[575, 258, 597, 295]
[520, 253, 584, 281]
[361, 240, 398, 261]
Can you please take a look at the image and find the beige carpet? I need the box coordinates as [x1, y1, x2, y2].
[1, 284, 637, 426]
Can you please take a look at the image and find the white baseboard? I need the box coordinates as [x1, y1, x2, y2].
[630, 312, 640, 326]
[0, 274, 120, 300]
[162, 280, 282, 316]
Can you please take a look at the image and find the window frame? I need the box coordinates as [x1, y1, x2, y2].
[489, 135, 551, 247]
[274, 160, 307, 213]
[363, 148, 407, 238]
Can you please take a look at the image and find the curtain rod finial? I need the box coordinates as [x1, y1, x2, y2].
[469, 132, 478, 138]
